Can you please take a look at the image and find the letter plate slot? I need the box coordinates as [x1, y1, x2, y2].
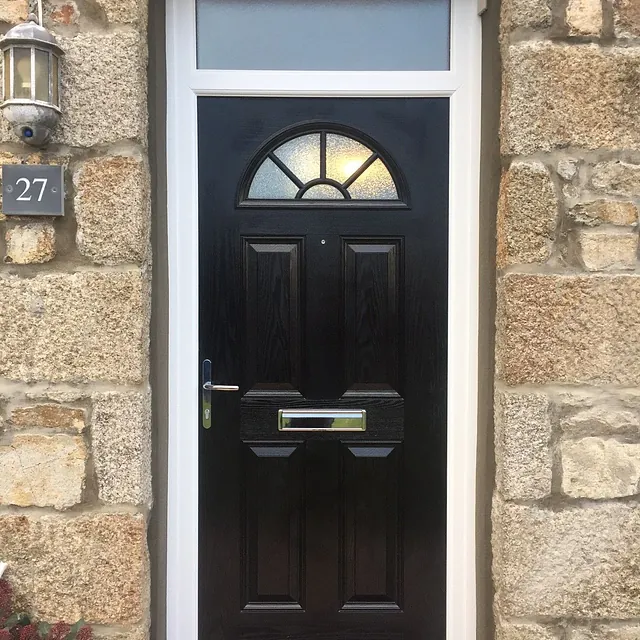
[278, 409, 366, 432]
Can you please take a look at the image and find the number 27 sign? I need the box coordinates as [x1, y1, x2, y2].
[2, 165, 64, 216]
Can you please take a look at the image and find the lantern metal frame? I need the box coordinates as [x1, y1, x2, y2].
[0, 13, 64, 146]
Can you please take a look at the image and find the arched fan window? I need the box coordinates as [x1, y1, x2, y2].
[240, 128, 407, 207]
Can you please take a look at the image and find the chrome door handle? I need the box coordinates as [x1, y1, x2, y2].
[202, 382, 240, 392]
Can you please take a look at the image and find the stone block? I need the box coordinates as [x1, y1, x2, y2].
[74, 155, 150, 265]
[95, 629, 148, 640]
[0, 0, 28, 24]
[570, 626, 640, 640]
[558, 160, 579, 181]
[493, 499, 640, 617]
[561, 437, 640, 499]
[0, 513, 148, 624]
[567, 0, 603, 35]
[497, 273, 640, 385]
[9, 404, 85, 432]
[497, 620, 560, 640]
[592, 162, 640, 198]
[56, 32, 147, 147]
[502, 42, 640, 155]
[94, 0, 147, 25]
[0, 271, 148, 383]
[49, 1, 79, 25]
[495, 391, 553, 500]
[91, 391, 151, 506]
[614, 0, 640, 37]
[4, 224, 55, 264]
[561, 405, 640, 436]
[569, 201, 639, 227]
[497, 161, 557, 268]
[578, 229, 637, 271]
[501, 0, 552, 32]
[0, 434, 85, 509]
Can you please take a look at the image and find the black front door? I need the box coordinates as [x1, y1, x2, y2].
[199, 98, 449, 640]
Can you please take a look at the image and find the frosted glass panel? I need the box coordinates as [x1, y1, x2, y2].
[197, 0, 450, 71]
[274, 134, 320, 184]
[245, 130, 401, 202]
[302, 184, 344, 199]
[326, 134, 374, 183]
[348, 159, 398, 200]
[248, 157, 299, 199]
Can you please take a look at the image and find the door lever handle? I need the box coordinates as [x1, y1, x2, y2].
[202, 359, 239, 429]
[203, 382, 240, 392]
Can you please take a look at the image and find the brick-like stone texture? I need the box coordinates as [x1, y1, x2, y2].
[0, 271, 148, 383]
[495, 391, 552, 500]
[0, 513, 147, 624]
[92, 392, 151, 506]
[561, 438, 640, 499]
[10, 404, 86, 431]
[566, 0, 603, 35]
[502, 43, 640, 155]
[75, 156, 150, 265]
[497, 161, 557, 268]
[497, 620, 561, 640]
[493, 499, 640, 618]
[57, 32, 147, 147]
[95, 629, 148, 640]
[570, 626, 640, 640]
[501, 0, 552, 31]
[0, 0, 27, 23]
[5, 224, 55, 265]
[94, 0, 147, 25]
[497, 274, 640, 385]
[0, 434, 85, 509]
[614, 0, 640, 37]
[592, 162, 640, 197]
[569, 200, 639, 227]
[562, 405, 640, 436]
[578, 229, 638, 271]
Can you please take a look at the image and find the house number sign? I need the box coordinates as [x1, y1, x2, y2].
[2, 165, 64, 216]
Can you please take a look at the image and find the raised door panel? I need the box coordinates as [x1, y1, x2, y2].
[340, 444, 403, 611]
[242, 443, 306, 610]
[243, 239, 304, 392]
[343, 240, 402, 393]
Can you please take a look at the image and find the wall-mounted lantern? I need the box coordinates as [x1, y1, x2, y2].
[0, 13, 63, 147]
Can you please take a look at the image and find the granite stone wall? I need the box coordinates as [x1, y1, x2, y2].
[0, 2, 150, 639]
[495, 1, 640, 639]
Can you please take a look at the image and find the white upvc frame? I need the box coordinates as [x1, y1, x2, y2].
[166, 2, 482, 638]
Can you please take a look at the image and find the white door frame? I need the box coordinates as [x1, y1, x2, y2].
[165, 3, 482, 638]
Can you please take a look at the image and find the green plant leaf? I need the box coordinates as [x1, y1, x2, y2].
[38, 622, 51, 636]
[4, 613, 20, 628]
[66, 619, 86, 640]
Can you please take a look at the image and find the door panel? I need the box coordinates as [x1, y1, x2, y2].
[199, 97, 449, 640]
[343, 239, 402, 392]
[243, 239, 304, 392]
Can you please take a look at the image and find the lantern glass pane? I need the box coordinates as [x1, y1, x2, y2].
[13, 48, 31, 99]
[51, 55, 59, 106]
[35, 49, 49, 103]
[3, 50, 10, 101]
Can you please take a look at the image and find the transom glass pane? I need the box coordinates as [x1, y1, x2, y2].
[326, 134, 373, 183]
[245, 131, 401, 202]
[302, 184, 344, 199]
[248, 157, 298, 199]
[348, 158, 398, 200]
[273, 134, 320, 185]
[196, 0, 450, 71]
